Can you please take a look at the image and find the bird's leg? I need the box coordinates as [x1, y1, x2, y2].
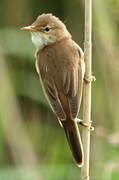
[84, 75, 96, 83]
[75, 118, 94, 131]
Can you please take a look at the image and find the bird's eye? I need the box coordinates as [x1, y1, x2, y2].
[44, 27, 50, 32]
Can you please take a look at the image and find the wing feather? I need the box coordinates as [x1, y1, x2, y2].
[43, 78, 66, 120]
[61, 47, 84, 118]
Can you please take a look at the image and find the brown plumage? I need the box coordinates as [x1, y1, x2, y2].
[21, 13, 85, 166]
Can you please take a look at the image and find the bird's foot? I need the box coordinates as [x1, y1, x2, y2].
[75, 118, 94, 131]
[84, 75, 96, 83]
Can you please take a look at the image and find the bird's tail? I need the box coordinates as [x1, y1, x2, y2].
[61, 119, 84, 167]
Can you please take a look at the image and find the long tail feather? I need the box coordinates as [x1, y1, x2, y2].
[62, 119, 84, 167]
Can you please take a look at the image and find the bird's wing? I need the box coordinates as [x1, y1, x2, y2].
[61, 48, 84, 119]
[41, 76, 67, 120]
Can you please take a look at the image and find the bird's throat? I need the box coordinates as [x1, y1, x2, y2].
[31, 32, 46, 50]
[31, 32, 58, 51]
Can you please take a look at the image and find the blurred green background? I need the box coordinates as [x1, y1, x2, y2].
[0, 0, 119, 179]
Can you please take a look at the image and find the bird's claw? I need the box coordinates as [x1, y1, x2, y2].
[76, 118, 94, 131]
[84, 75, 96, 83]
[81, 121, 94, 131]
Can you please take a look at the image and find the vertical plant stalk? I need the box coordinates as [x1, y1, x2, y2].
[81, 0, 92, 179]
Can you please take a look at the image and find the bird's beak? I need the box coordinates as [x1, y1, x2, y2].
[20, 26, 36, 32]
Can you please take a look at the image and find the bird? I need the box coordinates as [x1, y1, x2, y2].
[21, 13, 85, 167]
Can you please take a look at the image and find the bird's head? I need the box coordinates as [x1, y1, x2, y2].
[21, 13, 71, 50]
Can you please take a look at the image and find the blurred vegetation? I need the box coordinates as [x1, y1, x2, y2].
[0, 0, 119, 179]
